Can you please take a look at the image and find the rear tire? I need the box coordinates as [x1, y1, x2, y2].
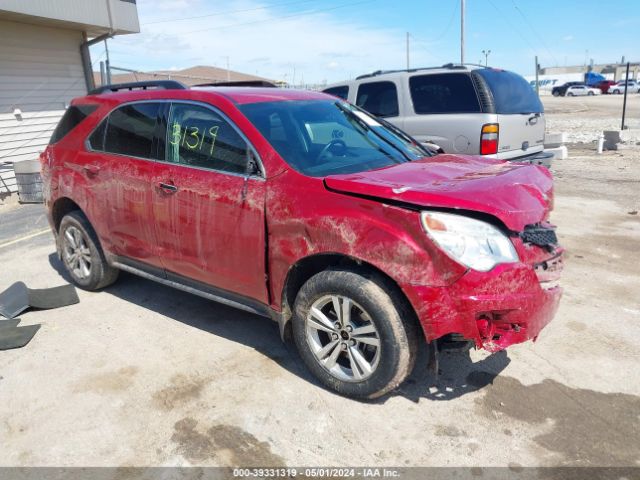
[567, 92, 574, 96]
[588, 91, 594, 96]
[292, 269, 418, 399]
[59, 211, 119, 291]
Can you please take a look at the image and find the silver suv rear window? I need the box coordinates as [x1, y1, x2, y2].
[475, 69, 543, 114]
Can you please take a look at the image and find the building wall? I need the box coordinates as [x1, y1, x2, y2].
[0, 20, 87, 113]
[0, 20, 87, 194]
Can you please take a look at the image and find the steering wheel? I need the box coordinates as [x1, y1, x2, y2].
[317, 139, 347, 160]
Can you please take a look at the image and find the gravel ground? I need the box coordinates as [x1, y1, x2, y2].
[0, 107, 639, 470]
[544, 94, 640, 144]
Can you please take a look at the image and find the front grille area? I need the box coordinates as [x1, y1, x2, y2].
[521, 225, 558, 250]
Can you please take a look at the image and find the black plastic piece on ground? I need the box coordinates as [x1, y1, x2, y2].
[28, 284, 79, 310]
[0, 323, 40, 350]
[0, 318, 22, 329]
[0, 282, 29, 319]
[0, 282, 79, 319]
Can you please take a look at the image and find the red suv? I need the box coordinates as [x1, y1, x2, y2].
[41, 81, 563, 399]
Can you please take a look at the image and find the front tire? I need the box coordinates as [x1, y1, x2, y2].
[567, 92, 574, 96]
[588, 91, 594, 96]
[552, 91, 560, 97]
[59, 211, 119, 290]
[292, 269, 418, 399]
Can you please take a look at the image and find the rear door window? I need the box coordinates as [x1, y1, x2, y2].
[323, 85, 349, 100]
[50, 105, 98, 144]
[475, 69, 543, 114]
[355, 81, 399, 117]
[102, 103, 163, 159]
[409, 73, 480, 114]
[166, 103, 249, 174]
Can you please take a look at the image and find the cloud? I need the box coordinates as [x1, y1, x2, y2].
[563, 35, 574, 41]
[102, 0, 444, 84]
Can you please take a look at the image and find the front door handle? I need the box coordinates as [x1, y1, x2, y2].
[158, 182, 178, 193]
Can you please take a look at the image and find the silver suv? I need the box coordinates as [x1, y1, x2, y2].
[323, 64, 552, 164]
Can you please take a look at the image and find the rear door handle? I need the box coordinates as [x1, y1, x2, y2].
[83, 165, 100, 176]
[158, 182, 178, 193]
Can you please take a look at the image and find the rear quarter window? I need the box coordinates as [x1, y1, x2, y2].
[475, 69, 543, 114]
[323, 86, 349, 100]
[409, 73, 481, 114]
[49, 105, 98, 144]
[101, 103, 163, 159]
[355, 81, 399, 117]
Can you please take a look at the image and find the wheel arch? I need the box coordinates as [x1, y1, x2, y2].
[51, 197, 85, 233]
[278, 252, 421, 342]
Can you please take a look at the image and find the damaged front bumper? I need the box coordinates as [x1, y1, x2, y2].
[402, 250, 564, 352]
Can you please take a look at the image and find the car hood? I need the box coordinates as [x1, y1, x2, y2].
[323, 154, 554, 231]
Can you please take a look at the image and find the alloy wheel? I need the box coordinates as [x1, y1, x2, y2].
[62, 226, 92, 280]
[305, 294, 381, 382]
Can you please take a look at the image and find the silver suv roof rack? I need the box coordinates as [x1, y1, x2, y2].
[354, 63, 490, 80]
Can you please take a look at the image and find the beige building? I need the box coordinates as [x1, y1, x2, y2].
[95, 65, 274, 87]
[540, 62, 640, 82]
[0, 0, 140, 200]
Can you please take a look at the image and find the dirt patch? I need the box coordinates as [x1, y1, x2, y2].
[472, 374, 640, 466]
[566, 321, 586, 332]
[72, 366, 138, 394]
[434, 425, 466, 437]
[171, 417, 285, 467]
[152, 374, 210, 411]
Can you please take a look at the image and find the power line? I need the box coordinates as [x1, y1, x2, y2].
[181, 0, 377, 35]
[510, 0, 559, 65]
[436, 1, 460, 41]
[485, 0, 538, 53]
[143, 0, 318, 25]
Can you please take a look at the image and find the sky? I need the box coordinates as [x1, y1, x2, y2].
[91, 0, 640, 85]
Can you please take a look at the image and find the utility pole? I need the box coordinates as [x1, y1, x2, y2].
[104, 38, 112, 84]
[535, 55, 540, 96]
[460, 0, 465, 64]
[621, 62, 630, 130]
[406, 32, 410, 69]
[482, 49, 491, 66]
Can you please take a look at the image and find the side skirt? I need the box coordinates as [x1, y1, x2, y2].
[111, 259, 276, 320]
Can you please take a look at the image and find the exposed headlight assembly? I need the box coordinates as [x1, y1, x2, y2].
[420, 211, 519, 272]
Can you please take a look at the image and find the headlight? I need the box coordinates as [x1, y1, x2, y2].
[420, 211, 519, 272]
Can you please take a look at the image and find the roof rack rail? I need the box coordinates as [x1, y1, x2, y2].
[193, 80, 277, 88]
[89, 80, 188, 95]
[354, 63, 489, 80]
[441, 62, 488, 69]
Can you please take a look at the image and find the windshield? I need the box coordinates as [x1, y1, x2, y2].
[476, 69, 544, 114]
[239, 99, 430, 177]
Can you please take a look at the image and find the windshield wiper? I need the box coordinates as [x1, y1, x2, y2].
[335, 102, 413, 163]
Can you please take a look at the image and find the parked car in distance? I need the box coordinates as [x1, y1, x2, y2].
[593, 80, 616, 94]
[551, 81, 585, 97]
[565, 85, 601, 96]
[41, 81, 564, 399]
[609, 80, 640, 94]
[323, 64, 551, 165]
